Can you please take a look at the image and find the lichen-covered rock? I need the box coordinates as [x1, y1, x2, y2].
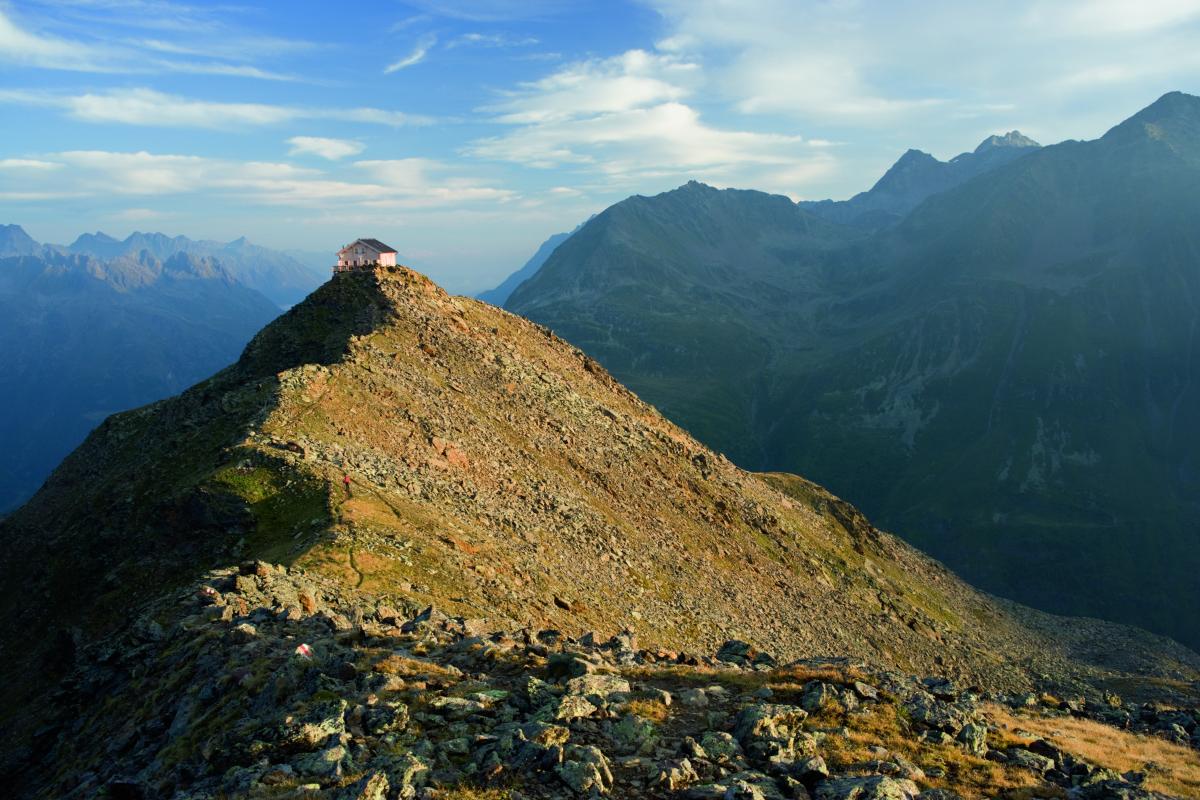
[609, 712, 658, 754]
[340, 770, 388, 800]
[566, 672, 631, 701]
[734, 704, 809, 743]
[556, 744, 614, 794]
[700, 730, 744, 764]
[284, 698, 348, 751]
[815, 775, 920, 800]
[1005, 747, 1055, 773]
[902, 693, 970, 734]
[555, 693, 598, 721]
[955, 721, 987, 755]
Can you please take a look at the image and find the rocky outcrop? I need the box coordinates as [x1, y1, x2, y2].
[19, 563, 1196, 799]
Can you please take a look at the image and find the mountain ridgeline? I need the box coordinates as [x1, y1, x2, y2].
[506, 92, 1200, 651]
[63, 229, 326, 308]
[478, 230, 573, 306]
[798, 130, 1040, 229]
[2, 264, 1198, 798]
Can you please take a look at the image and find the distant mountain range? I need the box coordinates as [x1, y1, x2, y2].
[61, 230, 326, 308]
[0, 226, 295, 511]
[506, 92, 1200, 650]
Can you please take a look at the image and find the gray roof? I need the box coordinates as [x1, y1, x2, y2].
[353, 238, 396, 253]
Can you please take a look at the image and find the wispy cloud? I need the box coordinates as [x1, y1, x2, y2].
[0, 88, 432, 129]
[0, 6, 117, 71]
[390, 13, 434, 31]
[0, 158, 64, 170]
[402, 0, 572, 22]
[0, 149, 516, 209]
[385, 33, 437, 73]
[287, 136, 365, 160]
[0, 6, 311, 80]
[446, 31, 538, 49]
[647, 0, 1200, 126]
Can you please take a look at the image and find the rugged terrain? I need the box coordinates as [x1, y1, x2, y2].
[505, 92, 1200, 650]
[22, 560, 1200, 799]
[1, 264, 1197, 797]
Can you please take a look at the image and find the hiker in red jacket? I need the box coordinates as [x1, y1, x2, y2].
[342, 474, 352, 498]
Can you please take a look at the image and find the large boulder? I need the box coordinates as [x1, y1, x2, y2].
[556, 744, 614, 795]
[902, 693, 970, 734]
[716, 640, 778, 668]
[815, 776, 920, 800]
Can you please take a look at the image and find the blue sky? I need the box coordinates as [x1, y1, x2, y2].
[1, 0, 1198, 293]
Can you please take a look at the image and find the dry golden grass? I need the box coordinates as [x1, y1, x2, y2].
[809, 702, 1052, 800]
[984, 703, 1200, 798]
[438, 788, 513, 800]
[372, 653, 459, 680]
[623, 698, 671, 724]
[768, 663, 870, 686]
[619, 664, 769, 689]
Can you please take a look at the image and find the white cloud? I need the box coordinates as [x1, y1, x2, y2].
[0, 149, 515, 209]
[485, 49, 697, 124]
[68, 89, 295, 127]
[0, 88, 431, 129]
[469, 49, 824, 189]
[1022, 0, 1200, 36]
[646, 0, 1200, 127]
[110, 207, 171, 221]
[287, 136, 366, 160]
[385, 34, 437, 72]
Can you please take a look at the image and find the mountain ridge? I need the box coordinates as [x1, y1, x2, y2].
[798, 130, 1041, 229]
[506, 92, 1200, 650]
[3, 263, 1198, 798]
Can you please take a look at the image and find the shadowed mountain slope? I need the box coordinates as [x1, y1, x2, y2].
[0, 248, 280, 512]
[506, 93, 1200, 651]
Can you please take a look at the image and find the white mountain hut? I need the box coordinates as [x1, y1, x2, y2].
[334, 238, 398, 273]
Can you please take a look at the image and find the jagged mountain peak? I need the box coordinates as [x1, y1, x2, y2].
[0, 223, 40, 257]
[68, 230, 119, 246]
[974, 130, 1040, 153]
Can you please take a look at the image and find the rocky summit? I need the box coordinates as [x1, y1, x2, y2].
[0, 265, 1198, 798]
